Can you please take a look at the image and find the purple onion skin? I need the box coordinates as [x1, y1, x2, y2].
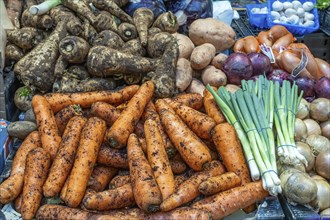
[247, 52, 271, 76]
[315, 76, 330, 99]
[222, 53, 253, 85]
[267, 69, 292, 86]
[295, 77, 316, 99]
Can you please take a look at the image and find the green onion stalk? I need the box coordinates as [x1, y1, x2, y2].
[29, 0, 62, 15]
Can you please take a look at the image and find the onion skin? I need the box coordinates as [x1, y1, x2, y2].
[222, 53, 253, 85]
[320, 121, 330, 140]
[315, 151, 330, 179]
[247, 52, 271, 76]
[267, 69, 291, 86]
[233, 38, 245, 53]
[295, 77, 316, 99]
[315, 77, 330, 99]
[296, 142, 315, 172]
[304, 119, 322, 136]
[320, 208, 330, 215]
[315, 58, 330, 78]
[272, 33, 295, 53]
[306, 134, 330, 157]
[280, 50, 314, 79]
[257, 31, 272, 47]
[310, 179, 330, 211]
[243, 36, 260, 53]
[267, 25, 290, 42]
[310, 98, 330, 122]
[296, 98, 310, 120]
[294, 119, 308, 142]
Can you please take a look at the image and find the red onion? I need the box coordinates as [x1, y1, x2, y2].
[247, 52, 271, 76]
[315, 77, 330, 99]
[267, 69, 292, 86]
[222, 53, 253, 85]
[295, 77, 315, 99]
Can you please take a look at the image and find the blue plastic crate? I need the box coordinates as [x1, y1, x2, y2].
[267, 0, 320, 36]
[246, 4, 269, 29]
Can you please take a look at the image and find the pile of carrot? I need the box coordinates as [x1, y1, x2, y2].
[0, 81, 269, 220]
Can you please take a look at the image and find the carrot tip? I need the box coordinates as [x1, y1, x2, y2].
[166, 148, 177, 159]
[147, 204, 160, 213]
[108, 138, 119, 148]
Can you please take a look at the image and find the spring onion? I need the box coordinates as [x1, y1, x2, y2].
[29, 0, 62, 15]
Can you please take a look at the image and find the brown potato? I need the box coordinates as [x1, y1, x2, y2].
[190, 43, 216, 70]
[176, 58, 193, 92]
[185, 78, 206, 97]
[211, 53, 228, 69]
[201, 65, 227, 88]
[172, 33, 195, 59]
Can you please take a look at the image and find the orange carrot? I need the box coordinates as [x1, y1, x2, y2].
[14, 193, 22, 213]
[90, 102, 121, 126]
[87, 165, 118, 192]
[109, 175, 131, 189]
[203, 87, 226, 124]
[32, 94, 62, 160]
[191, 181, 269, 219]
[21, 147, 51, 220]
[172, 93, 203, 110]
[146, 207, 212, 220]
[138, 137, 147, 154]
[55, 104, 83, 135]
[62, 117, 107, 208]
[0, 131, 41, 204]
[127, 133, 162, 212]
[105, 81, 154, 148]
[97, 143, 128, 169]
[143, 101, 176, 158]
[145, 118, 175, 200]
[82, 183, 135, 211]
[170, 159, 187, 175]
[198, 172, 242, 196]
[88, 208, 145, 220]
[155, 99, 211, 171]
[134, 119, 145, 138]
[44, 84, 139, 113]
[160, 160, 226, 212]
[43, 116, 87, 197]
[36, 204, 92, 220]
[165, 99, 216, 140]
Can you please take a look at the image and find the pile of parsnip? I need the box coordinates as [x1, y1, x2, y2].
[0, 81, 270, 220]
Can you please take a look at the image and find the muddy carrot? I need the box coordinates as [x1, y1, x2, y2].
[36, 204, 92, 220]
[166, 99, 216, 140]
[143, 101, 176, 158]
[109, 175, 131, 189]
[14, 193, 22, 213]
[127, 133, 162, 212]
[106, 81, 154, 148]
[89, 208, 145, 220]
[62, 117, 107, 208]
[43, 116, 87, 197]
[87, 165, 118, 192]
[82, 183, 135, 211]
[160, 160, 226, 212]
[44, 84, 139, 113]
[32, 94, 61, 160]
[198, 172, 242, 196]
[145, 118, 175, 200]
[155, 99, 211, 171]
[55, 104, 83, 135]
[146, 207, 212, 220]
[97, 143, 128, 169]
[203, 88, 226, 124]
[21, 147, 51, 220]
[134, 119, 145, 138]
[170, 159, 187, 175]
[172, 93, 203, 110]
[0, 131, 40, 204]
[191, 181, 269, 219]
[90, 102, 121, 126]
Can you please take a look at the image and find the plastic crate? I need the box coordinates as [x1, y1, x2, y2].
[246, 4, 269, 29]
[267, 0, 320, 36]
[319, 8, 330, 36]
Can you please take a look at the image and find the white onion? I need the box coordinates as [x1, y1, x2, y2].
[295, 118, 308, 141]
[320, 208, 330, 216]
[296, 98, 310, 120]
[304, 119, 321, 136]
[310, 98, 330, 122]
[306, 134, 330, 156]
[296, 142, 315, 172]
[310, 179, 330, 211]
[315, 150, 330, 179]
[320, 120, 330, 140]
[310, 174, 327, 181]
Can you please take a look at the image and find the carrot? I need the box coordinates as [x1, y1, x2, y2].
[54, 104, 83, 135]
[170, 159, 187, 175]
[134, 119, 145, 138]
[62, 117, 107, 208]
[89, 208, 145, 220]
[155, 99, 212, 171]
[21, 147, 51, 220]
[14, 193, 22, 213]
[96, 143, 128, 169]
[133, 8, 154, 46]
[90, 102, 121, 127]
[212, 123, 256, 213]
[172, 93, 203, 110]
[198, 172, 242, 196]
[109, 175, 131, 189]
[0, 131, 40, 204]
[44, 84, 139, 113]
[145, 118, 175, 200]
[146, 207, 212, 220]
[166, 99, 216, 140]
[127, 133, 162, 212]
[191, 181, 269, 219]
[143, 101, 176, 158]
[82, 183, 135, 211]
[43, 116, 87, 197]
[160, 160, 226, 212]
[32, 94, 61, 161]
[105, 81, 154, 148]
[87, 165, 118, 192]
[203, 88, 226, 124]
[36, 204, 92, 220]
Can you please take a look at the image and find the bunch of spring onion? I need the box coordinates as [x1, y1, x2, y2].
[207, 76, 305, 195]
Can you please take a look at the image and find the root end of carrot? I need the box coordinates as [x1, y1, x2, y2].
[108, 138, 119, 148]
[147, 204, 160, 213]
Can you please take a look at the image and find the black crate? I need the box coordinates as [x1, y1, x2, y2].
[319, 8, 330, 36]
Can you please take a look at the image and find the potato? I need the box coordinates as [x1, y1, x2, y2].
[201, 65, 227, 88]
[176, 58, 193, 92]
[24, 108, 36, 123]
[190, 43, 216, 70]
[172, 33, 195, 59]
[189, 18, 236, 52]
[185, 78, 206, 97]
[7, 121, 37, 140]
[211, 53, 228, 69]
[225, 84, 241, 94]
